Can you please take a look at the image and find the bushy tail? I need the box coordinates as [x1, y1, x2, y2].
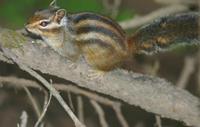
[128, 12, 200, 55]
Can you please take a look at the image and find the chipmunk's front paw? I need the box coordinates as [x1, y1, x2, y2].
[87, 69, 106, 80]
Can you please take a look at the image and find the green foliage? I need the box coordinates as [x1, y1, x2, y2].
[116, 8, 135, 21]
[0, 0, 134, 28]
[0, 1, 37, 28]
[60, 0, 103, 13]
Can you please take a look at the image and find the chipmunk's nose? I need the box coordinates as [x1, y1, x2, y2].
[24, 23, 31, 30]
[24, 24, 32, 33]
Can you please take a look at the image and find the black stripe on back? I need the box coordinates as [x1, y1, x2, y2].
[77, 25, 126, 49]
[72, 12, 125, 37]
[77, 38, 114, 50]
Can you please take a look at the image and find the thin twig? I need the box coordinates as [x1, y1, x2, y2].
[119, 5, 189, 29]
[196, 50, 200, 95]
[23, 87, 41, 118]
[2, 49, 86, 127]
[197, 0, 200, 95]
[77, 96, 84, 123]
[176, 57, 195, 88]
[111, 0, 121, 18]
[90, 100, 109, 127]
[148, 61, 162, 127]
[112, 104, 129, 127]
[155, 115, 162, 127]
[34, 92, 52, 127]
[102, 0, 110, 12]
[134, 122, 145, 127]
[145, 61, 160, 75]
[17, 111, 28, 127]
[68, 92, 75, 112]
[39, 90, 49, 127]
[154, 0, 197, 5]
[57, 85, 121, 107]
[102, 0, 121, 18]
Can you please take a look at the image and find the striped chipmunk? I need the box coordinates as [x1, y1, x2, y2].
[25, 0, 200, 73]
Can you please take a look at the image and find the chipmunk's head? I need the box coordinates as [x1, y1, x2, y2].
[25, 0, 67, 38]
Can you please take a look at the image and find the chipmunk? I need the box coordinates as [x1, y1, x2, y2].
[25, 0, 200, 71]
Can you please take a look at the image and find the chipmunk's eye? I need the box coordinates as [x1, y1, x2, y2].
[40, 21, 50, 27]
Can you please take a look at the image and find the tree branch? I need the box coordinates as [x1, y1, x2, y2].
[0, 28, 200, 127]
[154, 0, 198, 5]
[119, 5, 190, 29]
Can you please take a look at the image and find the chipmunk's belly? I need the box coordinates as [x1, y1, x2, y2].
[81, 44, 126, 71]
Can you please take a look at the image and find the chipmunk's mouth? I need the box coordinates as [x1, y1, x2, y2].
[25, 28, 43, 40]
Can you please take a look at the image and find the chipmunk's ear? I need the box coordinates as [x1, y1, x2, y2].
[54, 9, 66, 23]
[49, 0, 58, 9]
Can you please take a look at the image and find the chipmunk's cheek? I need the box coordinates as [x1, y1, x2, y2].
[30, 29, 38, 34]
[35, 29, 42, 34]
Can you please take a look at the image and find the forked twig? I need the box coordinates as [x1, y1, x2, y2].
[34, 92, 52, 127]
